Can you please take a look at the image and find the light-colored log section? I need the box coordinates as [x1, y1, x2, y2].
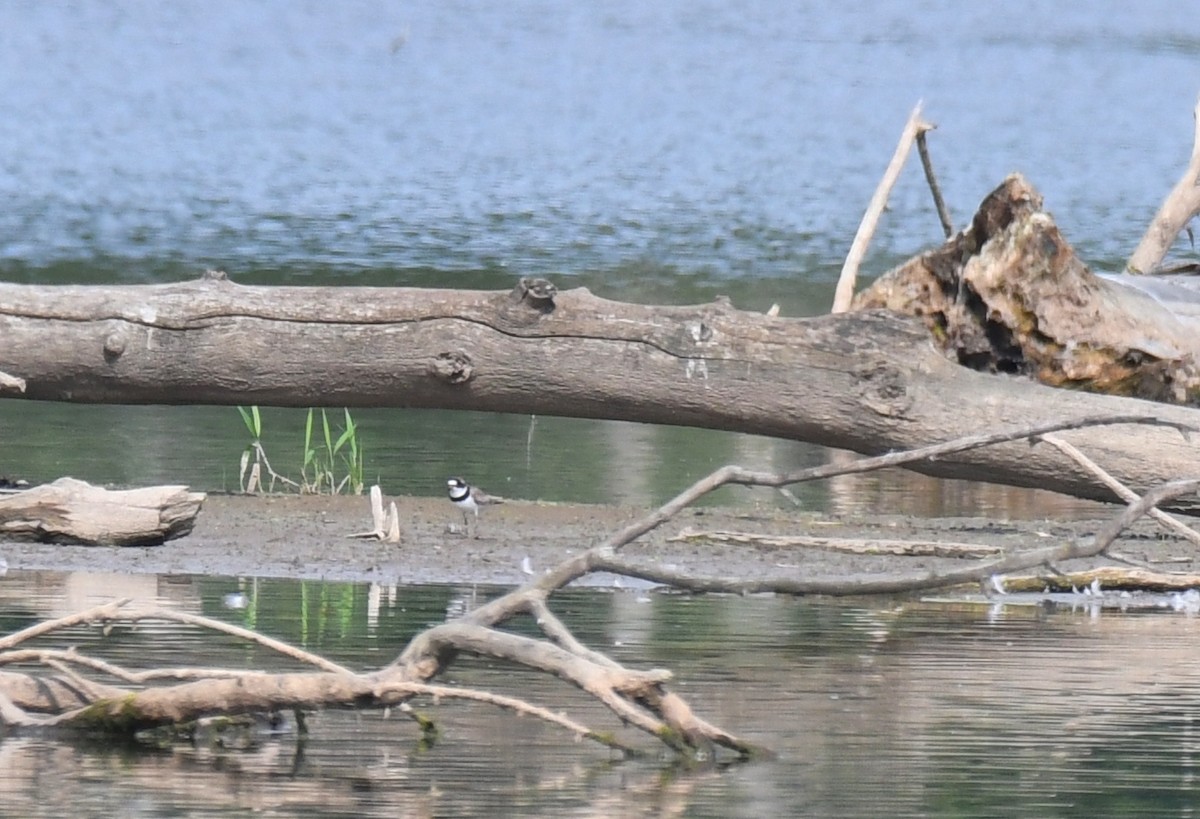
[0, 478, 205, 546]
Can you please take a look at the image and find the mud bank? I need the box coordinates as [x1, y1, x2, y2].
[2, 493, 1195, 592]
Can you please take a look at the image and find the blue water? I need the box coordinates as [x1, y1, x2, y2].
[5, 0, 1193, 508]
[1, 0, 1195, 283]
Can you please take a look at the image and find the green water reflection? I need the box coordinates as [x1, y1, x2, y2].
[2, 573, 1200, 816]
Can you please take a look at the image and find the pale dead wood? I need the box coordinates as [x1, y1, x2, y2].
[124, 607, 353, 674]
[1002, 565, 1200, 592]
[1038, 432, 1200, 546]
[832, 101, 930, 312]
[0, 370, 25, 395]
[5, 274, 1200, 511]
[1128, 94, 1200, 274]
[0, 478, 204, 546]
[348, 484, 401, 542]
[855, 174, 1200, 407]
[669, 527, 1002, 558]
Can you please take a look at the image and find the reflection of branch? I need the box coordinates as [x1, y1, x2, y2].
[125, 607, 353, 674]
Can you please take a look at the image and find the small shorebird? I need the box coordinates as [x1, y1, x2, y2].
[446, 477, 500, 535]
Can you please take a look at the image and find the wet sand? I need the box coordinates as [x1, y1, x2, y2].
[4, 493, 1195, 591]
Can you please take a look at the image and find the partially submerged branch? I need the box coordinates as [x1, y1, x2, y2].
[5, 417, 1199, 762]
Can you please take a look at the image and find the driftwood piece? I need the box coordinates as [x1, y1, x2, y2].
[0, 370, 24, 395]
[1002, 566, 1200, 593]
[347, 484, 401, 542]
[854, 174, 1200, 405]
[1128, 94, 1200, 274]
[668, 527, 1002, 558]
[0, 478, 205, 546]
[832, 102, 932, 313]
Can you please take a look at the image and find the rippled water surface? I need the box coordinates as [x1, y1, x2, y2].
[1, 1, 1197, 511]
[1, 4, 1198, 812]
[3, 571, 1200, 817]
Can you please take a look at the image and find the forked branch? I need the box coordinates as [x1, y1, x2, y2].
[1, 414, 1195, 763]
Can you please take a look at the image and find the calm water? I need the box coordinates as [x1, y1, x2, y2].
[2, 570, 1200, 817]
[1, 4, 1197, 812]
[1, 1, 1197, 511]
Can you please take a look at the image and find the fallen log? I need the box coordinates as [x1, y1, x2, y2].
[0, 478, 205, 546]
[2, 248, 1200, 511]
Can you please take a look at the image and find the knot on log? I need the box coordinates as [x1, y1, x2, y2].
[103, 328, 127, 361]
[429, 351, 475, 384]
[855, 359, 912, 417]
[510, 277, 557, 313]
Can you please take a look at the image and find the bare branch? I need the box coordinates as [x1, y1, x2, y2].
[373, 680, 644, 755]
[0, 598, 132, 651]
[917, 127, 953, 237]
[833, 102, 930, 312]
[1038, 433, 1200, 546]
[0, 648, 268, 684]
[592, 478, 1200, 597]
[1128, 94, 1200, 273]
[125, 607, 353, 674]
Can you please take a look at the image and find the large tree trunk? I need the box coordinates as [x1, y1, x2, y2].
[2, 269, 1199, 512]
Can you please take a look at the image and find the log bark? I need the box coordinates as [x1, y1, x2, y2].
[2, 269, 1200, 511]
[0, 478, 204, 546]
